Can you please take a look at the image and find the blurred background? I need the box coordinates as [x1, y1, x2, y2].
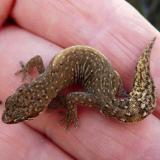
[127, 0, 160, 31]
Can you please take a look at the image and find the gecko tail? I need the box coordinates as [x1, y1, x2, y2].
[144, 37, 156, 56]
[124, 37, 156, 122]
[108, 38, 156, 122]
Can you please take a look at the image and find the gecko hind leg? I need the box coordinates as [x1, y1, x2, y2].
[15, 55, 45, 81]
[48, 94, 78, 128]
[61, 92, 99, 128]
[48, 95, 79, 128]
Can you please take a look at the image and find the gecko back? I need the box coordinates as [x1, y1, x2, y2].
[2, 38, 156, 127]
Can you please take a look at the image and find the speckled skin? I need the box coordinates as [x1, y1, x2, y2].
[2, 38, 156, 127]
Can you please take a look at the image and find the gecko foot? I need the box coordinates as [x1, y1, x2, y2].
[48, 95, 79, 128]
[15, 61, 32, 81]
[15, 55, 45, 82]
[62, 106, 79, 129]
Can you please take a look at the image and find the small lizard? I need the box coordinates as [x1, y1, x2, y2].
[2, 38, 156, 128]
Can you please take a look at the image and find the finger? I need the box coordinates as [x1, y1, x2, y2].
[11, 0, 160, 115]
[28, 109, 160, 160]
[11, 0, 159, 46]
[0, 26, 73, 160]
[1, 25, 160, 160]
[0, 112, 73, 160]
[0, 25, 60, 102]
[0, 0, 14, 26]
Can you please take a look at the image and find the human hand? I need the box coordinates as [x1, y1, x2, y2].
[0, 0, 160, 159]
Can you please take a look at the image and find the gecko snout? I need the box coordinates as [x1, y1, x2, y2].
[2, 107, 27, 124]
[2, 95, 26, 124]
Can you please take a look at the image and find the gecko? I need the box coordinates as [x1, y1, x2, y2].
[2, 38, 156, 128]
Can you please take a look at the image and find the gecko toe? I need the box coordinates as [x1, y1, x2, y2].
[15, 61, 32, 82]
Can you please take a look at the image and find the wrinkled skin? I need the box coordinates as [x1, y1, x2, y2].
[0, 0, 160, 160]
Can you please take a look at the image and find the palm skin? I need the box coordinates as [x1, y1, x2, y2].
[0, 0, 160, 159]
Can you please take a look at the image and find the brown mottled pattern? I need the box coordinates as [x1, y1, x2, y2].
[2, 38, 156, 127]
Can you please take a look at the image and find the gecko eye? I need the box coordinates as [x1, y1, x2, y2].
[5, 96, 14, 107]
[5, 96, 12, 102]
[16, 83, 29, 92]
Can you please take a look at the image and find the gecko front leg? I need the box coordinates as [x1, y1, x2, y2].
[15, 55, 45, 80]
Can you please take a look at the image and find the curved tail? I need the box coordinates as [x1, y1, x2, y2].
[125, 37, 156, 122]
[108, 38, 156, 122]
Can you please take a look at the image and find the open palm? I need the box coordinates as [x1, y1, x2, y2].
[0, 0, 160, 159]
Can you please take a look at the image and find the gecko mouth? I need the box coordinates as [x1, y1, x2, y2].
[2, 111, 24, 124]
[2, 112, 13, 124]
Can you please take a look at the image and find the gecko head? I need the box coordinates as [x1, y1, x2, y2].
[2, 83, 42, 124]
[2, 95, 28, 124]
